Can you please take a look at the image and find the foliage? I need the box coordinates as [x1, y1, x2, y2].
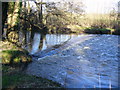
[44, 1, 85, 33]
[8, 2, 15, 14]
[2, 0, 120, 41]
[7, 31, 19, 43]
[109, 8, 118, 18]
[1, 40, 62, 88]
[43, 1, 118, 34]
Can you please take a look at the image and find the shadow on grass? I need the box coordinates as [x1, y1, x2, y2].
[83, 23, 120, 35]
[2, 65, 62, 88]
[112, 29, 120, 35]
[2, 50, 32, 69]
[84, 27, 111, 34]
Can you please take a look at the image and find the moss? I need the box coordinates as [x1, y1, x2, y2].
[2, 50, 31, 64]
[7, 31, 19, 43]
[8, 2, 15, 14]
[14, 57, 21, 63]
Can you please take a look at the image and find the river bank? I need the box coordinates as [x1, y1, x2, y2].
[0, 41, 61, 88]
[26, 34, 119, 88]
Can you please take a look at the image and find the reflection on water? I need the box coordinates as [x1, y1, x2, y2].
[31, 33, 41, 54]
[19, 30, 80, 54]
[20, 30, 119, 88]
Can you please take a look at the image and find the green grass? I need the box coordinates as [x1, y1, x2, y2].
[3, 73, 21, 88]
[0, 41, 32, 64]
[1, 40, 62, 89]
[2, 50, 31, 64]
[2, 65, 62, 88]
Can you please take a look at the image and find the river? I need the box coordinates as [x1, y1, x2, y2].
[19, 31, 119, 88]
[19, 30, 83, 55]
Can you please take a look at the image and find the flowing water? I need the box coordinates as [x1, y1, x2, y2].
[19, 31, 119, 88]
[19, 30, 81, 54]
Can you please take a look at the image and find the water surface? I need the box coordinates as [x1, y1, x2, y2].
[19, 31, 119, 88]
[19, 31, 82, 54]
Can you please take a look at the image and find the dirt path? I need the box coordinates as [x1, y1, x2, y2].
[26, 34, 119, 88]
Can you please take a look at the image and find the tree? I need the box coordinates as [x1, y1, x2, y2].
[7, 1, 21, 30]
[118, 1, 120, 19]
[109, 8, 117, 18]
[44, 0, 85, 33]
[2, 0, 22, 41]
[2, 2, 9, 39]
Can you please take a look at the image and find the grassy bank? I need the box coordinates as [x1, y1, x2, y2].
[2, 65, 61, 88]
[1, 41, 62, 89]
[0, 41, 32, 65]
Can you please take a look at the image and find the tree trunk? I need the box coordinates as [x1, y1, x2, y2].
[2, 0, 22, 43]
[7, 0, 20, 30]
[2, 2, 9, 39]
[39, 0, 43, 24]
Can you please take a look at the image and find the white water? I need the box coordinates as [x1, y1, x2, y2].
[26, 34, 119, 88]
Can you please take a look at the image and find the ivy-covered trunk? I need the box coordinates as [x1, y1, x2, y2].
[7, 1, 21, 30]
[2, 1, 22, 42]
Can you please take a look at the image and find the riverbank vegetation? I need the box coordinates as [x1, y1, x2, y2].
[2, 65, 61, 88]
[2, 1, 120, 43]
[1, 0, 120, 89]
[1, 41, 62, 88]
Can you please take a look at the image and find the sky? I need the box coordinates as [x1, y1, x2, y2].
[83, 0, 119, 13]
[30, 0, 119, 14]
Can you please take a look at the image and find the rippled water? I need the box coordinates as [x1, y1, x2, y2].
[20, 31, 119, 88]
